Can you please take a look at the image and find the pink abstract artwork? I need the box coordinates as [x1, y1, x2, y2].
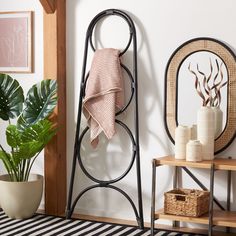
[0, 12, 32, 73]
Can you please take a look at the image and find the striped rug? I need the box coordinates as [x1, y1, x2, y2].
[0, 209, 203, 236]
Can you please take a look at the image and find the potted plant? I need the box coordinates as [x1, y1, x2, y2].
[0, 73, 57, 219]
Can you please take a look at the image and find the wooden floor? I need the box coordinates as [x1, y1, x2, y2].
[37, 209, 236, 235]
[66, 212, 236, 236]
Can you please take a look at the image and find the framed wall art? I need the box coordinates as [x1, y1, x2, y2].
[0, 11, 33, 73]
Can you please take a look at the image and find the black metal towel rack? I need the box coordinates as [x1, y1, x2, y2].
[66, 9, 144, 228]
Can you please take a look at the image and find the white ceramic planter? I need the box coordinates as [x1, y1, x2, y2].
[0, 174, 43, 219]
[197, 106, 215, 160]
[175, 125, 191, 159]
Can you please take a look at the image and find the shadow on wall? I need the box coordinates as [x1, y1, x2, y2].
[127, 11, 173, 154]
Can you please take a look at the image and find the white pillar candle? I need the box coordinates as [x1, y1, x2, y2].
[190, 124, 197, 140]
[175, 125, 191, 160]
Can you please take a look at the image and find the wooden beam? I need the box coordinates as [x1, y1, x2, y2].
[43, 0, 67, 215]
[40, 0, 55, 14]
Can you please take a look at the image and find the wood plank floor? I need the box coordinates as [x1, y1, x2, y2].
[37, 209, 236, 235]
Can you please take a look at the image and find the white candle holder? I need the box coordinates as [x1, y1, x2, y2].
[186, 140, 202, 162]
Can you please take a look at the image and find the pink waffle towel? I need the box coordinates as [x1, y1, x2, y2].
[83, 48, 124, 148]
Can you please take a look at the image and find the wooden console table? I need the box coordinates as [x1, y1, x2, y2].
[151, 156, 235, 236]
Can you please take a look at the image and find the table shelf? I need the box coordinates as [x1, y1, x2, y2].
[155, 209, 236, 228]
[154, 156, 236, 170]
[151, 155, 235, 236]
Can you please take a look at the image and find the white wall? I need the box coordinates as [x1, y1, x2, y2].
[0, 1, 44, 179]
[1, 0, 236, 227]
[66, 0, 236, 225]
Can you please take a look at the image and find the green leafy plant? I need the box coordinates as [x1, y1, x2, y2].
[0, 74, 57, 181]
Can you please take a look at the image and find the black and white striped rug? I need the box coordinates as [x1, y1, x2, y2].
[0, 209, 203, 236]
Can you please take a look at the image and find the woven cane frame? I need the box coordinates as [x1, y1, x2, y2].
[165, 38, 236, 154]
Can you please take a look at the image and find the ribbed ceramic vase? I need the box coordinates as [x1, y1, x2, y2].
[197, 106, 215, 160]
[175, 125, 191, 159]
[212, 106, 223, 138]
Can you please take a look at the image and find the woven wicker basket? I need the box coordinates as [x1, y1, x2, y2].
[164, 188, 209, 217]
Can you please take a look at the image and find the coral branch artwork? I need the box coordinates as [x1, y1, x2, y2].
[188, 59, 227, 107]
[0, 12, 32, 73]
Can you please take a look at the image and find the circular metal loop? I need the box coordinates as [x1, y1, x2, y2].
[78, 120, 136, 184]
[82, 73, 90, 98]
[116, 63, 134, 115]
[69, 184, 139, 220]
[88, 12, 133, 56]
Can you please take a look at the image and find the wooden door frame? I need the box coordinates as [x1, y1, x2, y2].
[39, 0, 66, 215]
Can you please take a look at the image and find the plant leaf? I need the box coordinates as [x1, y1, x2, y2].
[11, 151, 22, 166]
[16, 141, 44, 160]
[0, 74, 24, 120]
[0, 151, 13, 173]
[21, 119, 57, 145]
[6, 125, 22, 148]
[16, 120, 57, 159]
[17, 79, 57, 130]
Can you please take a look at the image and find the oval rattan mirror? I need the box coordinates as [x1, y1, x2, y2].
[164, 37, 236, 154]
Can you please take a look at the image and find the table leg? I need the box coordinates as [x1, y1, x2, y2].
[151, 160, 157, 236]
[172, 166, 180, 228]
[208, 164, 215, 236]
[226, 156, 232, 233]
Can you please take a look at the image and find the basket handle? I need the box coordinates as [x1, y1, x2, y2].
[175, 195, 186, 201]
